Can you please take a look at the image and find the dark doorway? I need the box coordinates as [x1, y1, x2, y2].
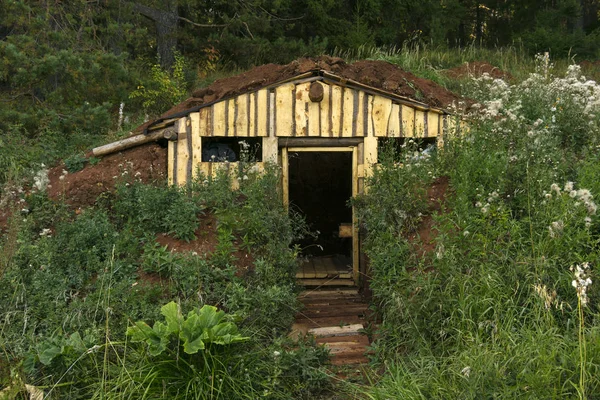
[289, 151, 353, 259]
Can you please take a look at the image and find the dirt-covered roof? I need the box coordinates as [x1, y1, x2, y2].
[138, 56, 464, 133]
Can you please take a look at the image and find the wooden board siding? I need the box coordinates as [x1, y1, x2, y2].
[168, 80, 448, 187]
[176, 80, 444, 140]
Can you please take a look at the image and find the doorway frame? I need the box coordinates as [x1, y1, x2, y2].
[281, 146, 359, 284]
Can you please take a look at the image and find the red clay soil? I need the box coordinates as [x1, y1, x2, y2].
[444, 61, 512, 81]
[137, 56, 465, 132]
[408, 176, 450, 259]
[47, 143, 167, 208]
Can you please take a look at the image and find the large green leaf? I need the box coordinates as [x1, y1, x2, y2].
[38, 344, 62, 366]
[196, 305, 225, 329]
[161, 301, 182, 334]
[210, 322, 249, 345]
[127, 321, 170, 356]
[180, 313, 206, 354]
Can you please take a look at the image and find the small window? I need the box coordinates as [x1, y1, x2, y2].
[201, 138, 263, 162]
[377, 137, 436, 163]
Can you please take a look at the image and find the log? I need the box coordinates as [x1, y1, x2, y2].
[92, 128, 176, 157]
[278, 138, 362, 148]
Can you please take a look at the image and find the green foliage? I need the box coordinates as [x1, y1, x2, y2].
[113, 181, 202, 241]
[129, 52, 190, 117]
[357, 61, 600, 398]
[63, 153, 88, 173]
[127, 302, 249, 356]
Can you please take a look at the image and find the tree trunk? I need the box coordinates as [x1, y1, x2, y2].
[133, 1, 179, 70]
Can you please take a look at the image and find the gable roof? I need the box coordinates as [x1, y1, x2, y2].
[141, 56, 464, 133]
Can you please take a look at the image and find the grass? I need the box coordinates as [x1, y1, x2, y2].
[1, 48, 600, 398]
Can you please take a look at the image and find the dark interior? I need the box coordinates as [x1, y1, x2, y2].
[289, 151, 353, 257]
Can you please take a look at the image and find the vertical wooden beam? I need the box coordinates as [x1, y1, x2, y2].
[330, 85, 342, 137]
[236, 94, 249, 137]
[249, 92, 256, 137]
[257, 89, 268, 137]
[428, 111, 440, 137]
[402, 105, 415, 137]
[227, 99, 235, 136]
[281, 147, 289, 209]
[352, 146, 359, 284]
[176, 117, 189, 186]
[372, 95, 392, 137]
[213, 101, 226, 136]
[191, 112, 202, 181]
[319, 83, 331, 137]
[263, 137, 278, 163]
[269, 90, 276, 137]
[168, 140, 175, 185]
[388, 103, 401, 137]
[342, 88, 354, 137]
[275, 83, 294, 136]
[415, 110, 425, 137]
[295, 82, 309, 136]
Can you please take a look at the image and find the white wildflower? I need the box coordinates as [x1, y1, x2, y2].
[550, 183, 561, 195]
[571, 263, 592, 306]
[461, 366, 471, 378]
[584, 217, 592, 228]
[564, 182, 574, 192]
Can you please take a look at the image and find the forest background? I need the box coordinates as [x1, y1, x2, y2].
[1, 0, 599, 176]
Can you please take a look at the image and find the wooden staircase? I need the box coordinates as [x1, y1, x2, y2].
[291, 287, 373, 366]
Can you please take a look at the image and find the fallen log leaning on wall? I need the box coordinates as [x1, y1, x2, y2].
[92, 127, 177, 157]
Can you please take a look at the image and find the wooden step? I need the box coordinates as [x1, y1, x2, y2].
[298, 278, 355, 287]
[297, 306, 368, 319]
[299, 289, 359, 297]
[308, 324, 364, 338]
[292, 316, 365, 329]
[316, 334, 370, 345]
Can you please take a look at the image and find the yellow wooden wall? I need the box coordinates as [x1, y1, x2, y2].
[168, 79, 450, 186]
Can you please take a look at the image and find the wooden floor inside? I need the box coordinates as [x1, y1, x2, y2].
[296, 255, 352, 279]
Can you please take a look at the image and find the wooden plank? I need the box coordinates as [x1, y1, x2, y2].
[355, 91, 365, 137]
[339, 223, 353, 238]
[308, 99, 320, 137]
[402, 105, 415, 137]
[275, 83, 294, 136]
[316, 335, 370, 345]
[301, 305, 369, 319]
[313, 258, 329, 278]
[281, 147, 289, 208]
[363, 136, 377, 184]
[176, 118, 189, 186]
[372, 95, 392, 137]
[428, 111, 440, 137]
[298, 278, 355, 287]
[414, 110, 426, 137]
[388, 103, 401, 137]
[249, 92, 256, 137]
[227, 99, 235, 136]
[299, 289, 359, 297]
[257, 89, 268, 137]
[198, 108, 209, 136]
[190, 112, 202, 181]
[352, 147, 359, 283]
[167, 140, 175, 185]
[308, 324, 364, 338]
[330, 85, 343, 137]
[366, 95, 374, 137]
[213, 101, 227, 136]
[294, 82, 309, 136]
[235, 94, 249, 137]
[320, 83, 331, 137]
[342, 88, 354, 137]
[262, 136, 278, 163]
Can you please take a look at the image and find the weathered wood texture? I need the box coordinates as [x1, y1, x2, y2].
[179, 81, 444, 139]
[167, 79, 448, 186]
